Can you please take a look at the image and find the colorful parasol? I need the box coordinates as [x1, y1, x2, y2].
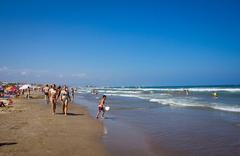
[5, 86, 17, 92]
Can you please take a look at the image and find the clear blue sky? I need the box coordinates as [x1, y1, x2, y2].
[0, 0, 240, 86]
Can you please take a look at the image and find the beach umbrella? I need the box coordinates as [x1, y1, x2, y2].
[5, 86, 12, 91]
[0, 86, 3, 91]
[11, 86, 17, 92]
[19, 84, 31, 90]
[5, 86, 17, 92]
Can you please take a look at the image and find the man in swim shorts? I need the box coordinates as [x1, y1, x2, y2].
[96, 95, 107, 119]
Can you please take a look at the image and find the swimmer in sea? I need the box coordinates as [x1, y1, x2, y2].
[212, 92, 218, 98]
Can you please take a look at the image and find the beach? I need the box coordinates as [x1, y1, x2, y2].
[1, 0, 239, 155]
[1, 86, 240, 156]
[0, 93, 109, 156]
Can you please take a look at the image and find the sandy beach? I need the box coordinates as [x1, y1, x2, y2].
[0, 93, 109, 156]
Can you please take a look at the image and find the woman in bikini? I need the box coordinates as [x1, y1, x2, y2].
[60, 86, 71, 116]
[49, 84, 57, 115]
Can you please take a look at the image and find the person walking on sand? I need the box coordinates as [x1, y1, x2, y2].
[43, 84, 50, 104]
[71, 88, 75, 100]
[96, 95, 107, 119]
[60, 86, 71, 116]
[26, 86, 31, 99]
[49, 84, 57, 115]
[56, 86, 62, 102]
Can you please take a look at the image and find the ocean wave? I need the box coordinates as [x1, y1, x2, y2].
[98, 90, 141, 94]
[78, 87, 240, 94]
[211, 106, 240, 113]
[104, 93, 147, 99]
[138, 88, 240, 92]
[104, 93, 138, 97]
[77, 88, 240, 113]
[95, 87, 240, 93]
[78, 90, 91, 93]
[149, 98, 205, 107]
[149, 98, 240, 113]
[185, 88, 240, 92]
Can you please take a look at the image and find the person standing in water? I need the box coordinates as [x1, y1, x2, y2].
[212, 92, 218, 98]
[49, 84, 57, 115]
[60, 86, 71, 116]
[96, 95, 107, 119]
[184, 89, 189, 95]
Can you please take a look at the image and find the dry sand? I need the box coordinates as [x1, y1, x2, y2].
[0, 93, 109, 156]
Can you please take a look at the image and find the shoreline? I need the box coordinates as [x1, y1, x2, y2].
[77, 92, 240, 156]
[0, 93, 109, 156]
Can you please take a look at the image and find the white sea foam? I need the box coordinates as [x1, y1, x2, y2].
[186, 88, 240, 92]
[104, 93, 147, 99]
[211, 106, 240, 112]
[98, 90, 141, 94]
[96, 87, 240, 93]
[149, 98, 205, 107]
[137, 88, 240, 92]
[149, 98, 240, 113]
[106, 93, 240, 113]
[77, 87, 240, 113]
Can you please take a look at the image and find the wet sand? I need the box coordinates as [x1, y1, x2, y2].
[0, 93, 109, 156]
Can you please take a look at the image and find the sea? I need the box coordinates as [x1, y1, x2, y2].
[75, 85, 240, 156]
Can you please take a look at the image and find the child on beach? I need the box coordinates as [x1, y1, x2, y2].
[96, 95, 107, 119]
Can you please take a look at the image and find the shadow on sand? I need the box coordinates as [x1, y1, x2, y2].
[0, 142, 17, 147]
[56, 113, 85, 116]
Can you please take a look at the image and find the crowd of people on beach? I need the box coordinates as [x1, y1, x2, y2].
[42, 84, 75, 116]
[0, 82, 108, 119]
[0, 84, 40, 107]
[42, 84, 108, 118]
[2, 82, 220, 119]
